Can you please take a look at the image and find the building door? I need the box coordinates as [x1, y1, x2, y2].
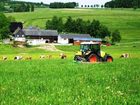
[69, 39, 74, 44]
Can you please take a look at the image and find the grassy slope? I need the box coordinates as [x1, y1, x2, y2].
[0, 59, 140, 105]
[0, 44, 64, 60]
[56, 42, 140, 58]
[5, 8, 140, 42]
[0, 42, 140, 60]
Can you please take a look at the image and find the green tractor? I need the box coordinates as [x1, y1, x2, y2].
[74, 42, 113, 63]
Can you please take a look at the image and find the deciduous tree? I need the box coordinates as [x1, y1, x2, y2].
[0, 13, 10, 40]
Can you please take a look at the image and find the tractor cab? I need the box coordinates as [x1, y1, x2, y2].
[80, 42, 101, 56]
[74, 42, 113, 63]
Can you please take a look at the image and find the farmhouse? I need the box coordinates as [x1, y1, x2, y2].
[13, 27, 58, 45]
[24, 28, 58, 45]
[13, 27, 26, 45]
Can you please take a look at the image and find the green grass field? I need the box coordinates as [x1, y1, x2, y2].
[0, 59, 140, 105]
[0, 43, 140, 104]
[5, 8, 140, 42]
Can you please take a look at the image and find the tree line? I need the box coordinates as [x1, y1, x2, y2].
[49, 2, 78, 8]
[10, 3, 34, 12]
[46, 16, 121, 43]
[105, 0, 140, 9]
[0, 0, 49, 12]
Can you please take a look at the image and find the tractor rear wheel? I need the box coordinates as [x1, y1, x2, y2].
[89, 54, 98, 63]
[106, 56, 113, 62]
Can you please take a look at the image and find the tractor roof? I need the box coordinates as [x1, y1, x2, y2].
[81, 42, 101, 45]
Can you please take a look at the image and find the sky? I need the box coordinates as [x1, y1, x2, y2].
[16, 0, 111, 5]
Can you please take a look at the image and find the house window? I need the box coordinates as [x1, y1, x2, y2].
[64, 38, 67, 40]
[22, 35, 24, 37]
[17, 35, 19, 37]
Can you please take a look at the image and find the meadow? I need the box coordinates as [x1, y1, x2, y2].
[0, 43, 140, 105]
[0, 58, 140, 105]
[5, 8, 140, 42]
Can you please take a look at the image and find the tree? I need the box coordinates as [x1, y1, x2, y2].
[26, 4, 30, 12]
[88, 19, 100, 37]
[101, 5, 104, 8]
[0, 13, 10, 40]
[105, 0, 140, 8]
[31, 4, 34, 12]
[49, 2, 77, 8]
[98, 25, 111, 38]
[111, 30, 121, 43]
[133, 0, 139, 10]
[96, 4, 100, 8]
[64, 16, 74, 32]
[75, 18, 84, 33]
[46, 16, 63, 32]
[57, 17, 63, 32]
[0, 2, 5, 11]
[46, 16, 111, 39]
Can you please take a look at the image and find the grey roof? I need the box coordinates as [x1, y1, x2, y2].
[59, 34, 91, 39]
[13, 27, 25, 37]
[23, 29, 58, 36]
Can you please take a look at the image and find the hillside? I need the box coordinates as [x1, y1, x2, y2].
[1, 8, 140, 105]
[5, 8, 140, 42]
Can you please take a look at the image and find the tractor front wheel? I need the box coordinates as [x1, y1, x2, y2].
[106, 56, 113, 62]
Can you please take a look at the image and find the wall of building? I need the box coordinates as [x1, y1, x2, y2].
[58, 36, 69, 44]
[14, 37, 26, 42]
[26, 36, 58, 43]
[74, 40, 102, 46]
[27, 39, 46, 45]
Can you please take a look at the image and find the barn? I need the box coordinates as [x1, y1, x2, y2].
[58, 34, 91, 45]
[74, 38, 102, 45]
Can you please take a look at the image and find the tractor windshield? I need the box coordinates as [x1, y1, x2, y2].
[80, 44, 100, 53]
[80, 44, 91, 52]
[90, 44, 100, 53]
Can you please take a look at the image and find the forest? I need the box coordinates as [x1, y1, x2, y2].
[105, 0, 140, 8]
[0, 0, 48, 12]
[49, 2, 78, 8]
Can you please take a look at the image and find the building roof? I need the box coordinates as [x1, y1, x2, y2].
[81, 42, 101, 45]
[23, 29, 58, 36]
[74, 38, 102, 41]
[59, 34, 91, 39]
[13, 27, 25, 37]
